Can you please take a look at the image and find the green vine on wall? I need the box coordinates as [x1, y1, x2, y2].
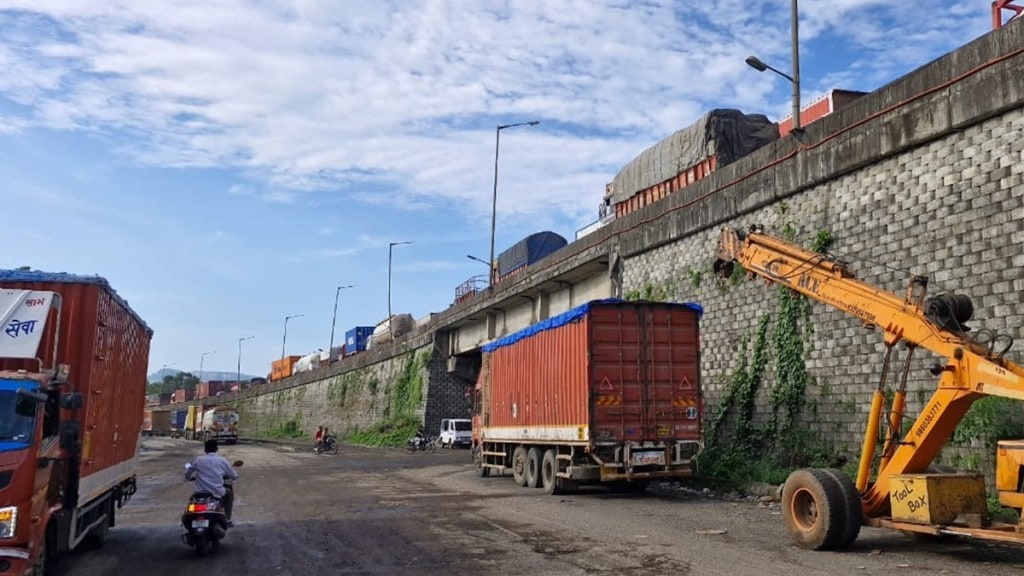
[700, 226, 837, 483]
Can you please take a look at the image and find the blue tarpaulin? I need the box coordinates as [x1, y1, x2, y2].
[496, 231, 568, 278]
[482, 299, 703, 353]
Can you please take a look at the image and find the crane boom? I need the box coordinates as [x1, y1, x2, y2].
[714, 226, 1024, 518]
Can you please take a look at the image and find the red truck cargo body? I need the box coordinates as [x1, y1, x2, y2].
[481, 301, 701, 443]
[0, 277, 151, 503]
[474, 299, 702, 491]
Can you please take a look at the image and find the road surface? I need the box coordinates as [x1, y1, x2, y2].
[59, 437, 1024, 576]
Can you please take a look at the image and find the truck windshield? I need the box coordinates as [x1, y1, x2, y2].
[454, 420, 472, 432]
[0, 390, 36, 445]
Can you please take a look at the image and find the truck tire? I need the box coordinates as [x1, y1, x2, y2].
[822, 468, 862, 549]
[525, 447, 542, 488]
[472, 445, 490, 478]
[541, 449, 562, 495]
[781, 468, 847, 550]
[512, 446, 528, 487]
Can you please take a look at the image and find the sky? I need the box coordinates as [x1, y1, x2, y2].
[0, 1, 997, 379]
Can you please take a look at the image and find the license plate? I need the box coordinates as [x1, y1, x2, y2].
[191, 519, 209, 528]
[630, 451, 665, 466]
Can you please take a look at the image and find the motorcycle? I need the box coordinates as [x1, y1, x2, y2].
[406, 433, 438, 453]
[181, 460, 243, 555]
[315, 434, 339, 454]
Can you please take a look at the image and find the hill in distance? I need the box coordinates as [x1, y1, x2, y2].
[148, 368, 259, 384]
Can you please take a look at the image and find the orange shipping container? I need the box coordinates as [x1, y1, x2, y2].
[479, 300, 702, 442]
[0, 272, 153, 503]
[271, 355, 302, 381]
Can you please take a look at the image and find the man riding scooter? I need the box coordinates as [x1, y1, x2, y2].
[185, 439, 239, 526]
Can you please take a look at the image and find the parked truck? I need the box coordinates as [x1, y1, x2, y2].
[472, 299, 703, 494]
[0, 271, 152, 575]
[169, 408, 187, 438]
[183, 405, 201, 440]
[141, 410, 172, 437]
[197, 406, 239, 444]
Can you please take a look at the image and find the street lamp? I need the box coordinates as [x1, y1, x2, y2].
[160, 362, 177, 394]
[329, 284, 355, 360]
[282, 314, 305, 359]
[466, 254, 490, 267]
[388, 241, 413, 339]
[489, 120, 540, 287]
[199, 351, 215, 385]
[237, 336, 254, 388]
[745, 0, 801, 131]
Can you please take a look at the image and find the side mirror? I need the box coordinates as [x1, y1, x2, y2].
[232, 460, 244, 468]
[61, 393, 83, 410]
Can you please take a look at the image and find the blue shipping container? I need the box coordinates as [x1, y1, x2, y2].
[345, 326, 374, 355]
[171, 410, 187, 430]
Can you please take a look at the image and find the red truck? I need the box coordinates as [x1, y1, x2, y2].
[0, 271, 152, 575]
[472, 299, 703, 494]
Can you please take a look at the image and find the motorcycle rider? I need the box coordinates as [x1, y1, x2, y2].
[185, 439, 239, 526]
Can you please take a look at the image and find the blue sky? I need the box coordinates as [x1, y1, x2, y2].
[0, 1, 995, 378]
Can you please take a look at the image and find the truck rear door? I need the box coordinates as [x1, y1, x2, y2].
[589, 302, 701, 443]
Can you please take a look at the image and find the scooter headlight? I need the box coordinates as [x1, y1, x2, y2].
[0, 506, 17, 539]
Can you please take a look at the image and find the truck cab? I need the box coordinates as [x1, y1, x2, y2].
[439, 418, 472, 449]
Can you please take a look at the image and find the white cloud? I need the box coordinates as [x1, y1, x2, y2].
[0, 1, 987, 226]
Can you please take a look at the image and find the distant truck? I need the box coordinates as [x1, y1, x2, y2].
[472, 299, 703, 494]
[169, 409, 187, 438]
[0, 271, 152, 575]
[142, 410, 172, 436]
[198, 406, 239, 444]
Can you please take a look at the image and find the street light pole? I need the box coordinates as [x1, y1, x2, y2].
[160, 362, 177, 394]
[282, 314, 305, 359]
[744, 0, 801, 131]
[388, 242, 413, 339]
[489, 120, 540, 288]
[790, 0, 801, 130]
[237, 336, 254, 388]
[199, 351, 215, 385]
[329, 284, 355, 361]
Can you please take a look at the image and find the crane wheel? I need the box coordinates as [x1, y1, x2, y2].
[822, 468, 863, 549]
[781, 468, 848, 550]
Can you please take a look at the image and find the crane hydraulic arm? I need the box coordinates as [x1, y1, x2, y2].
[714, 226, 1024, 529]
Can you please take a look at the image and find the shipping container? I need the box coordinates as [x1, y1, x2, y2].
[184, 405, 202, 440]
[472, 299, 703, 494]
[146, 392, 171, 406]
[142, 410, 172, 436]
[776, 89, 867, 136]
[171, 388, 194, 403]
[344, 327, 374, 355]
[496, 231, 567, 282]
[170, 409, 187, 437]
[270, 355, 302, 381]
[609, 109, 778, 219]
[196, 381, 229, 398]
[0, 270, 152, 572]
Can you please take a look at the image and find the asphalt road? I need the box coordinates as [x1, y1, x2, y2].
[57, 437, 1024, 576]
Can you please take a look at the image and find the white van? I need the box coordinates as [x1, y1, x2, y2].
[439, 418, 472, 448]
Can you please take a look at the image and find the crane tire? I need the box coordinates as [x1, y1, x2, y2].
[822, 468, 862, 549]
[781, 468, 848, 550]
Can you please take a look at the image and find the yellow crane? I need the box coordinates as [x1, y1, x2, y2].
[714, 225, 1024, 549]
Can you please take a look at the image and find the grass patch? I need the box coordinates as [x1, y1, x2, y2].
[346, 414, 420, 447]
